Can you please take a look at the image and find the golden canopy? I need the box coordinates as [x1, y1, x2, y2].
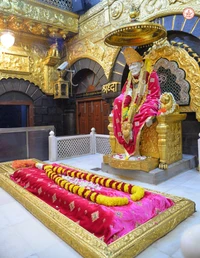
[104, 21, 167, 47]
[104, 6, 167, 47]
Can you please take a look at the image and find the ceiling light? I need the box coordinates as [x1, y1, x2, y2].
[0, 31, 15, 48]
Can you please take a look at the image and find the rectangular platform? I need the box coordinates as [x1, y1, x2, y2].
[0, 159, 196, 258]
[102, 154, 196, 185]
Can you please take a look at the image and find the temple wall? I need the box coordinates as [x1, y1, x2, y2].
[65, 0, 200, 159]
[0, 78, 66, 135]
[0, 0, 199, 156]
[66, 0, 200, 79]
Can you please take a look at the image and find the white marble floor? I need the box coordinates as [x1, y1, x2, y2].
[0, 154, 200, 258]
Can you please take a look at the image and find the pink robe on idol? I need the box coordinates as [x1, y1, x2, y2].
[113, 71, 161, 155]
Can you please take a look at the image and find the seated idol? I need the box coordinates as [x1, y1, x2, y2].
[113, 47, 161, 158]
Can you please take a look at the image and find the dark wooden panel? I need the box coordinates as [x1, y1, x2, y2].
[78, 102, 88, 134]
[77, 98, 110, 135]
[88, 102, 94, 133]
[93, 101, 102, 134]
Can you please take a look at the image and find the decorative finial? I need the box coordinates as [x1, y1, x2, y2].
[129, 5, 140, 21]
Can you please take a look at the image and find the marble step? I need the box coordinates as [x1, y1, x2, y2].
[101, 154, 196, 185]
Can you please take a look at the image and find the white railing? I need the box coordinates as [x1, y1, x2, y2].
[49, 128, 110, 162]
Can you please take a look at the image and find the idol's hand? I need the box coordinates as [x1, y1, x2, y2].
[145, 117, 153, 127]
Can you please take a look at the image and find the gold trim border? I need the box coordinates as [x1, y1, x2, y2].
[103, 155, 159, 172]
[0, 161, 195, 258]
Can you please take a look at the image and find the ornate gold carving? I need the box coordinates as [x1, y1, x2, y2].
[0, 50, 30, 74]
[66, 0, 200, 81]
[156, 113, 186, 168]
[110, 1, 123, 20]
[43, 43, 60, 66]
[107, 114, 125, 155]
[140, 121, 160, 159]
[138, 0, 200, 21]
[67, 39, 118, 79]
[102, 82, 119, 94]
[108, 115, 116, 154]
[0, 45, 58, 94]
[43, 65, 58, 94]
[0, 160, 195, 258]
[104, 154, 159, 172]
[79, 1, 107, 23]
[79, 15, 105, 37]
[103, 46, 120, 79]
[0, 0, 78, 39]
[159, 92, 179, 115]
[68, 39, 105, 62]
[67, 2, 121, 79]
[43, 56, 60, 67]
[0, 1, 78, 95]
[85, 39, 105, 60]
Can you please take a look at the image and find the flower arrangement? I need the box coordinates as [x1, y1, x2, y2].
[39, 164, 145, 207]
[122, 106, 129, 121]
[12, 159, 36, 169]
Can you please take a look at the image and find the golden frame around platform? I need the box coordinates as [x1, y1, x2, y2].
[0, 160, 195, 258]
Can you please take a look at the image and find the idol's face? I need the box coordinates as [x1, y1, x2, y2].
[129, 62, 143, 76]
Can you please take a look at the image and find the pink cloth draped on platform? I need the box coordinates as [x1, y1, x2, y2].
[11, 164, 174, 244]
[113, 71, 161, 155]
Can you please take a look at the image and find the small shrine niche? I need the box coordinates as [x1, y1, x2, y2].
[43, 42, 60, 67]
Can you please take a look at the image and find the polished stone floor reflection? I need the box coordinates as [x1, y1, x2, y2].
[0, 154, 199, 258]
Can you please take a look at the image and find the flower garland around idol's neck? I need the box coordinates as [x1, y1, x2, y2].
[36, 163, 145, 207]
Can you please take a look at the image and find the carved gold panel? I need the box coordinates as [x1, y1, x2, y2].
[67, 39, 119, 79]
[103, 154, 159, 172]
[140, 121, 159, 159]
[0, 51, 30, 74]
[0, 0, 78, 95]
[156, 113, 187, 168]
[0, 0, 78, 40]
[0, 45, 58, 95]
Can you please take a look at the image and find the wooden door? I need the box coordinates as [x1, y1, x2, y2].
[93, 101, 102, 134]
[77, 98, 110, 134]
[77, 102, 88, 134]
[88, 101, 94, 133]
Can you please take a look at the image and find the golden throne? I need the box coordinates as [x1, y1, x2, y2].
[103, 41, 200, 172]
[103, 105, 186, 172]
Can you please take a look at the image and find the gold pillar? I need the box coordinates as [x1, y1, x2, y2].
[156, 113, 187, 169]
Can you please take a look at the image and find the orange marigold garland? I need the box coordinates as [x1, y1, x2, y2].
[42, 164, 128, 206]
[37, 163, 144, 206]
[12, 159, 36, 169]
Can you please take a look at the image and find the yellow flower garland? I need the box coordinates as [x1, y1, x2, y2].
[37, 164, 145, 206]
